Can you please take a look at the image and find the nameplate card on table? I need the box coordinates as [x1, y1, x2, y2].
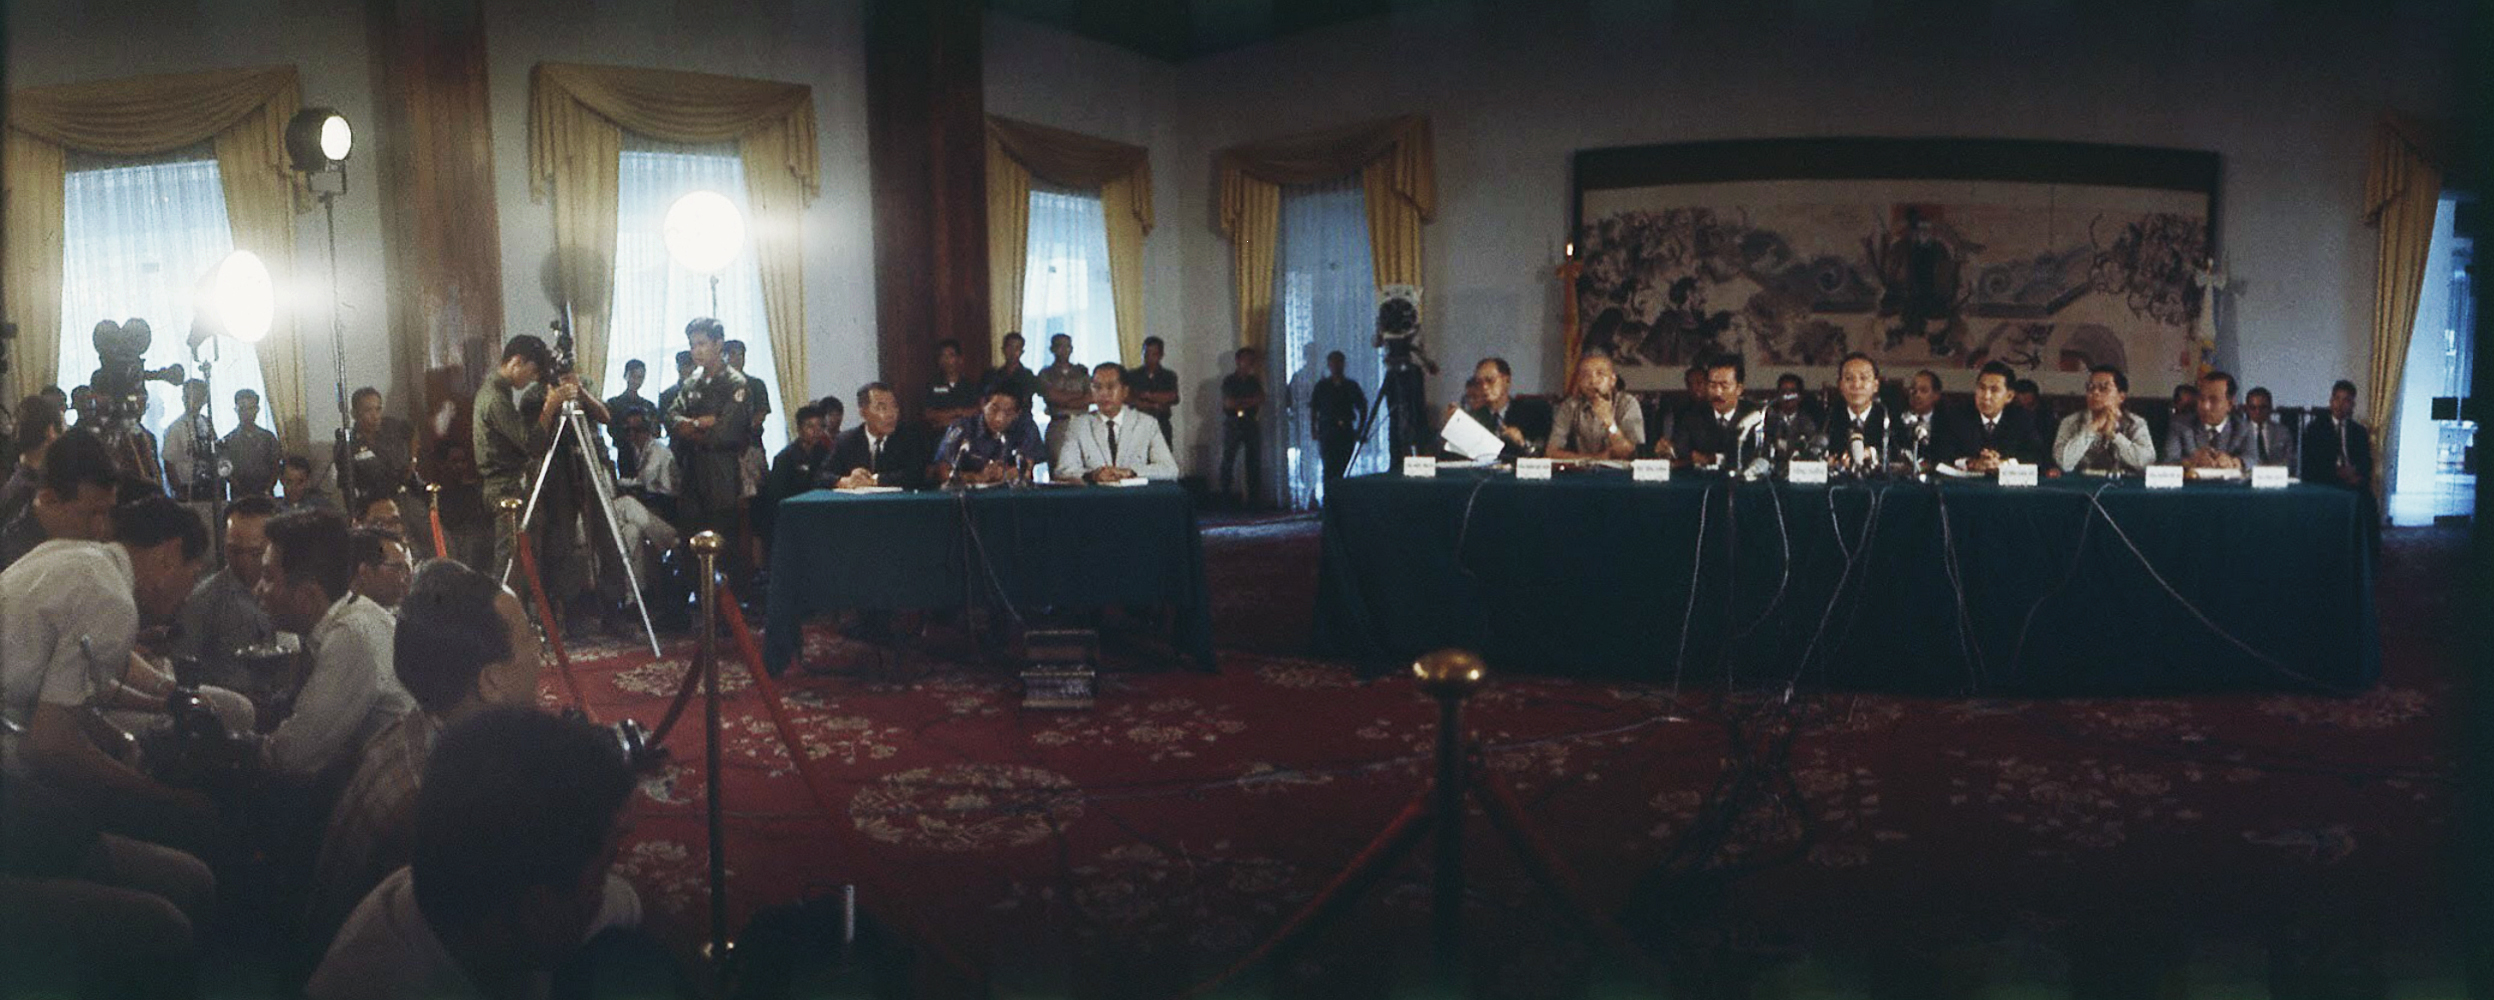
[1785, 460, 1828, 485]
[2251, 465, 2291, 489]
[1401, 456, 1436, 478]
[2145, 465, 2186, 489]
[1515, 457, 1554, 481]
[1631, 458, 1671, 482]
[1996, 461, 2039, 487]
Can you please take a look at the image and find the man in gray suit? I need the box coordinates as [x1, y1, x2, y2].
[1053, 362, 1179, 484]
[2162, 370, 2252, 471]
[2240, 386, 2297, 470]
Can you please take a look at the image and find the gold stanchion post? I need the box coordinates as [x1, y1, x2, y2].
[1414, 648, 1486, 973]
[691, 530, 730, 967]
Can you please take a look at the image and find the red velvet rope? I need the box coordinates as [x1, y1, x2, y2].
[511, 523, 593, 721]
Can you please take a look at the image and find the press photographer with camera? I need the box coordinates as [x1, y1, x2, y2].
[84, 318, 185, 496]
[475, 332, 620, 635]
[2, 493, 223, 848]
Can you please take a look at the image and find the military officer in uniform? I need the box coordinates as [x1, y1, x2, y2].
[666, 317, 755, 589]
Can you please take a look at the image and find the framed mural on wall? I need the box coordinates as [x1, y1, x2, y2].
[1570, 138, 2221, 392]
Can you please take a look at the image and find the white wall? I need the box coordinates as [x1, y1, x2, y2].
[483, 0, 878, 408]
[981, 12, 1209, 461]
[5, 0, 391, 450]
[1146, 0, 2469, 416]
[5, 0, 878, 454]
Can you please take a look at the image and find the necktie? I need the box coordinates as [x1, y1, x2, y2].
[870, 436, 882, 468]
[1107, 417, 1120, 461]
[2338, 420, 2350, 464]
[2255, 426, 2268, 462]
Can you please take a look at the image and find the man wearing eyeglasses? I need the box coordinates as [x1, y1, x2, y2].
[2053, 365, 2156, 475]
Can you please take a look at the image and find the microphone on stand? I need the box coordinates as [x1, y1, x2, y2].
[1733, 407, 1767, 476]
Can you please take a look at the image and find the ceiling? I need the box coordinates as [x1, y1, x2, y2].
[987, 0, 1435, 63]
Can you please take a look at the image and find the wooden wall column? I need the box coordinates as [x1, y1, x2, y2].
[366, 0, 503, 565]
[867, 0, 988, 415]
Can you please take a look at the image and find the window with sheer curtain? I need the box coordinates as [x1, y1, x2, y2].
[1272, 175, 1385, 509]
[56, 146, 270, 442]
[1015, 182, 1120, 438]
[605, 136, 784, 454]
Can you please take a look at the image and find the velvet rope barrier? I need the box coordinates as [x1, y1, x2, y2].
[501, 497, 594, 720]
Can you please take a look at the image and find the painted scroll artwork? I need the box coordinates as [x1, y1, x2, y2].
[1574, 157, 2215, 391]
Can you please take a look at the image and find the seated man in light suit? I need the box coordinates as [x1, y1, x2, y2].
[2162, 369, 2253, 471]
[2054, 364, 2157, 474]
[1053, 362, 1178, 484]
[2240, 385, 2297, 470]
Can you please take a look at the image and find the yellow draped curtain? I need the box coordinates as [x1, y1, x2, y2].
[2360, 114, 2444, 502]
[4, 66, 312, 450]
[529, 62, 819, 408]
[982, 116, 1154, 366]
[1214, 115, 1435, 351]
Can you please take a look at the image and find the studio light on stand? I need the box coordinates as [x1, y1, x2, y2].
[182, 250, 275, 529]
[663, 190, 744, 315]
[287, 106, 357, 503]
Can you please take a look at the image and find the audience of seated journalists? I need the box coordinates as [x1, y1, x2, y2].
[0, 309, 2379, 997]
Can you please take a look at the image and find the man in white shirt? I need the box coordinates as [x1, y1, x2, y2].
[348, 527, 414, 612]
[255, 508, 413, 784]
[308, 707, 648, 1000]
[158, 379, 219, 503]
[1054, 363, 1179, 483]
[2054, 364, 2158, 474]
[173, 495, 280, 696]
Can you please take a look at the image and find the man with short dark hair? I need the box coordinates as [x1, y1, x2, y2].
[604, 358, 659, 443]
[338, 386, 418, 517]
[0, 394, 64, 530]
[1823, 353, 1895, 472]
[2054, 365, 2157, 474]
[1309, 351, 1366, 492]
[2011, 377, 2054, 445]
[305, 559, 540, 948]
[926, 339, 980, 430]
[1762, 373, 1821, 458]
[279, 455, 340, 514]
[0, 429, 121, 572]
[256, 509, 413, 784]
[2241, 386, 2296, 469]
[348, 528, 414, 611]
[174, 495, 281, 694]
[654, 351, 695, 438]
[1218, 348, 1266, 506]
[758, 400, 838, 551]
[1054, 363, 1178, 483]
[2301, 379, 2374, 491]
[1672, 354, 1759, 469]
[3, 495, 219, 994]
[1934, 361, 2044, 471]
[1130, 336, 1182, 449]
[223, 388, 281, 498]
[934, 387, 1044, 486]
[827, 382, 932, 490]
[307, 706, 645, 1000]
[160, 379, 220, 503]
[357, 494, 406, 538]
[1895, 369, 1944, 467]
[1450, 357, 1553, 460]
[723, 339, 772, 504]
[2164, 370, 2252, 470]
[666, 319, 755, 581]
[982, 331, 1043, 419]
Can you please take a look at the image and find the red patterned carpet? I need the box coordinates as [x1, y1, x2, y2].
[545, 519, 2465, 997]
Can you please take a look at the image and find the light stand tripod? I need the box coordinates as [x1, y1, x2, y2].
[310, 170, 358, 508]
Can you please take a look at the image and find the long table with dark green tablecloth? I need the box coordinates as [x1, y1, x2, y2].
[765, 483, 1215, 674]
[1313, 470, 2378, 694]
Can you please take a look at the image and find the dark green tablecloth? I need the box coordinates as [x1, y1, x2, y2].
[765, 484, 1215, 673]
[1313, 470, 2378, 694]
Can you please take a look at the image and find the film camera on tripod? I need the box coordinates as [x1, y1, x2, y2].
[87, 318, 187, 491]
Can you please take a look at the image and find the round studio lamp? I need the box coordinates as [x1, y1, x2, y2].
[286, 107, 352, 172]
[209, 250, 275, 344]
[1411, 648, 1487, 699]
[663, 190, 745, 275]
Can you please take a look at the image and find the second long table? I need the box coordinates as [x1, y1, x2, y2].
[1313, 470, 2378, 694]
[765, 483, 1216, 674]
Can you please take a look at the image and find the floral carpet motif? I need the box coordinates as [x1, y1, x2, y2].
[534, 523, 2459, 992]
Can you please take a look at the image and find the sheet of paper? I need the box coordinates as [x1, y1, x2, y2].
[835, 485, 904, 494]
[1104, 476, 1151, 487]
[1438, 408, 1507, 461]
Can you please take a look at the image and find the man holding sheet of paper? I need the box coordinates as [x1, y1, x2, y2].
[1439, 358, 1550, 461]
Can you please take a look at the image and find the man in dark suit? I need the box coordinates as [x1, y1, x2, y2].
[1933, 360, 2044, 470]
[1822, 352, 1896, 473]
[1451, 357, 1552, 460]
[822, 382, 934, 491]
[1669, 353, 1761, 470]
[2300, 379, 2374, 492]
